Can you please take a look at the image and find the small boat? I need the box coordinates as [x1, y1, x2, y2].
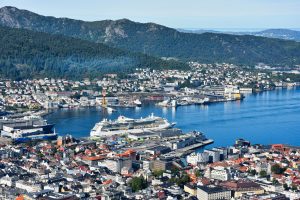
[157, 99, 177, 107]
[106, 107, 116, 113]
[133, 99, 142, 107]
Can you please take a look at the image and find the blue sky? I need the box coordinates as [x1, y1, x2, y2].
[0, 0, 299, 29]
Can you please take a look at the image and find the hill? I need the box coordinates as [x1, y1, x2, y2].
[0, 26, 186, 79]
[179, 28, 300, 42]
[253, 29, 300, 42]
[1, 6, 300, 67]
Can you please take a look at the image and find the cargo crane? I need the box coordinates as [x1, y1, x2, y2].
[101, 89, 115, 113]
[101, 89, 107, 107]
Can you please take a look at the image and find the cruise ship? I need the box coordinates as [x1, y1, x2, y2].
[0, 115, 47, 130]
[1, 123, 57, 143]
[90, 113, 175, 137]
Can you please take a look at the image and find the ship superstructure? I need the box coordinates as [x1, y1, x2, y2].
[90, 113, 175, 137]
[0, 116, 57, 143]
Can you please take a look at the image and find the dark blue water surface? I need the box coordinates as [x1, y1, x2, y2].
[46, 87, 300, 147]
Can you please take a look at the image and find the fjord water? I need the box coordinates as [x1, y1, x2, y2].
[46, 87, 300, 147]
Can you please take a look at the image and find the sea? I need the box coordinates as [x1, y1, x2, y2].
[46, 87, 300, 148]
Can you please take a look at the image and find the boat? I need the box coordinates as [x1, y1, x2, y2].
[90, 113, 176, 137]
[156, 99, 177, 107]
[1, 122, 57, 143]
[194, 97, 210, 105]
[0, 115, 48, 130]
[133, 99, 142, 107]
[106, 107, 116, 113]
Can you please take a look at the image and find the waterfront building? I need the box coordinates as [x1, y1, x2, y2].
[145, 146, 172, 155]
[204, 150, 220, 163]
[235, 139, 251, 147]
[212, 147, 228, 161]
[187, 152, 209, 165]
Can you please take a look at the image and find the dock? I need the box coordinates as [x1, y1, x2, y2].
[177, 139, 214, 152]
[162, 139, 214, 158]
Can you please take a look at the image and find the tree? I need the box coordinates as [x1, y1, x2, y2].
[168, 172, 190, 187]
[195, 169, 202, 177]
[291, 185, 298, 191]
[177, 173, 190, 186]
[272, 178, 279, 185]
[249, 169, 257, 176]
[283, 183, 289, 191]
[152, 170, 164, 178]
[171, 167, 180, 177]
[129, 176, 147, 192]
[271, 164, 286, 174]
[259, 170, 267, 178]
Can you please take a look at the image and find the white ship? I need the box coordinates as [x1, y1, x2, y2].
[156, 99, 177, 107]
[90, 113, 175, 137]
[133, 99, 142, 107]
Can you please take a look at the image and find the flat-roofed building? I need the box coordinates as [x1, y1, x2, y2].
[197, 185, 231, 200]
[151, 159, 172, 171]
[220, 180, 265, 198]
[204, 150, 220, 163]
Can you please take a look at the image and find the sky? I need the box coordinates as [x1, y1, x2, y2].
[0, 0, 299, 30]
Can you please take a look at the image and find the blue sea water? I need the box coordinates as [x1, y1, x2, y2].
[46, 87, 300, 147]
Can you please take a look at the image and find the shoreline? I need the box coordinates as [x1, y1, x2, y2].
[40, 86, 298, 113]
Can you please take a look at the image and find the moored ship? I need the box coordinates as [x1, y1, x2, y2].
[1, 123, 57, 143]
[90, 113, 175, 137]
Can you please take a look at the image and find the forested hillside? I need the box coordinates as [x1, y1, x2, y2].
[0, 26, 186, 79]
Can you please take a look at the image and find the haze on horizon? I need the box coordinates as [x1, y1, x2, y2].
[0, 0, 299, 30]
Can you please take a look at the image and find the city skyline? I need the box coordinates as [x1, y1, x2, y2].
[0, 0, 300, 29]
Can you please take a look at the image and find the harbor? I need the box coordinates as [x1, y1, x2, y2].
[45, 87, 300, 147]
[2, 86, 298, 147]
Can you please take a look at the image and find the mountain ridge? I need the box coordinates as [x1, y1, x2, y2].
[178, 28, 300, 42]
[1, 6, 300, 68]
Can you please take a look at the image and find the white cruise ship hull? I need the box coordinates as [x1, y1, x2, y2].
[90, 115, 175, 137]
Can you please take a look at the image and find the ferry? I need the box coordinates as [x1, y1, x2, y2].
[90, 113, 176, 137]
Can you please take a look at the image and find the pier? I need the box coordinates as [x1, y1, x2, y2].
[162, 139, 214, 158]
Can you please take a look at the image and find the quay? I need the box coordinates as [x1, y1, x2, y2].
[162, 139, 214, 159]
[177, 139, 214, 152]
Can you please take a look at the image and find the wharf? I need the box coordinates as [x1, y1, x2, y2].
[177, 139, 214, 152]
[162, 139, 214, 158]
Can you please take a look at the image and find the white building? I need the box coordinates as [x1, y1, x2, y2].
[212, 147, 228, 161]
[187, 152, 209, 165]
[15, 180, 41, 193]
[204, 150, 220, 163]
[100, 158, 132, 173]
[0, 175, 14, 187]
[205, 166, 230, 181]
